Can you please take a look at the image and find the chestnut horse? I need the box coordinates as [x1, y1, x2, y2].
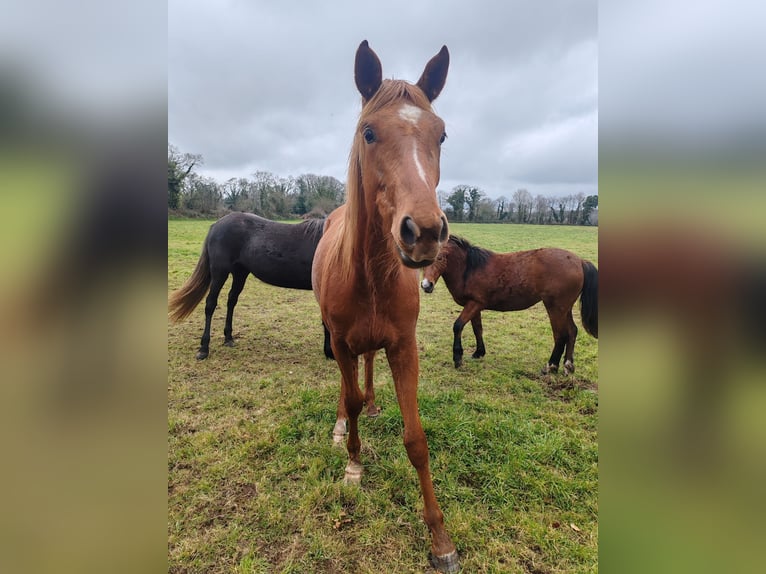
[421, 235, 598, 373]
[312, 42, 458, 572]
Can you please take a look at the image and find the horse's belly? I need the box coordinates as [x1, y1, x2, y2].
[488, 295, 539, 312]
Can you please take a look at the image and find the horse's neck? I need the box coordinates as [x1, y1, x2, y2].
[442, 250, 467, 290]
[342, 189, 398, 283]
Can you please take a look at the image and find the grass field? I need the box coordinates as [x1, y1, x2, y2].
[168, 220, 598, 573]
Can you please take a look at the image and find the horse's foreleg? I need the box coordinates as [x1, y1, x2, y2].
[332, 344, 364, 480]
[223, 269, 247, 347]
[363, 351, 381, 417]
[471, 311, 486, 359]
[387, 341, 459, 571]
[453, 301, 482, 368]
[197, 273, 227, 360]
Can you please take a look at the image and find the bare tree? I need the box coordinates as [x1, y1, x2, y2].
[512, 188, 532, 223]
[476, 197, 496, 221]
[183, 173, 221, 214]
[222, 177, 253, 211]
[533, 194, 549, 224]
[494, 195, 508, 220]
[437, 189, 449, 212]
[168, 143, 202, 209]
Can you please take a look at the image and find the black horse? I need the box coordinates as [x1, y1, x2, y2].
[169, 212, 328, 359]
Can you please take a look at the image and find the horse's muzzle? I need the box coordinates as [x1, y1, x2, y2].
[397, 246, 435, 269]
[421, 278, 434, 293]
[396, 213, 448, 268]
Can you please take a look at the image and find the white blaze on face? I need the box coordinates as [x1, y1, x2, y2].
[398, 104, 429, 187]
[398, 103, 422, 124]
[412, 141, 428, 186]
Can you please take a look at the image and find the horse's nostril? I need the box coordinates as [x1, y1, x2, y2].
[439, 216, 449, 243]
[400, 216, 419, 246]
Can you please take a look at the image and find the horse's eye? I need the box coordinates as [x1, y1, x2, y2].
[439, 132, 447, 145]
[363, 127, 376, 144]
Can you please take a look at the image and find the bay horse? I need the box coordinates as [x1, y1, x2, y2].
[168, 212, 326, 360]
[421, 235, 598, 374]
[312, 41, 459, 572]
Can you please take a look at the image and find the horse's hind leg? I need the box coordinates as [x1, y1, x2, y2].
[542, 303, 569, 374]
[333, 352, 378, 444]
[223, 267, 248, 347]
[471, 312, 486, 359]
[363, 351, 381, 417]
[322, 322, 335, 359]
[333, 390, 348, 446]
[563, 309, 578, 374]
[197, 271, 228, 360]
[332, 344, 364, 483]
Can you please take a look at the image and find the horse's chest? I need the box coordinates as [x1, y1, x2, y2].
[329, 289, 416, 354]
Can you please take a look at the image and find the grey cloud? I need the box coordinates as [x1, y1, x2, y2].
[169, 0, 598, 198]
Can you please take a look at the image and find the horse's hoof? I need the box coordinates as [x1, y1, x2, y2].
[541, 363, 558, 375]
[429, 549, 460, 573]
[196, 350, 209, 360]
[454, 359, 463, 369]
[223, 339, 235, 348]
[343, 461, 363, 485]
[366, 405, 381, 418]
[564, 360, 575, 374]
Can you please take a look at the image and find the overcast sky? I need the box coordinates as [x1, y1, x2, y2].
[169, 0, 597, 200]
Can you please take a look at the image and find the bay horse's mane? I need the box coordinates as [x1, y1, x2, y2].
[449, 235, 492, 282]
[327, 79, 436, 281]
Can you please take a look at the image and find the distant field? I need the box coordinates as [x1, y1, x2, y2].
[168, 219, 598, 573]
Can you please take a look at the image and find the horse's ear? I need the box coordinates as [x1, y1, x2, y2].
[355, 40, 383, 102]
[417, 45, 449, 102]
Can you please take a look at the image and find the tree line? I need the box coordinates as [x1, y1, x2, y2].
[441, 185, 597, 226]
[169, 144, 597, 225]
[168, 144, 345, 219]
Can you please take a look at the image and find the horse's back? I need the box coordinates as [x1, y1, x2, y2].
[518, 248, 584, 299]
[207, 212, 322, 289]
[472, 248, 582, 311]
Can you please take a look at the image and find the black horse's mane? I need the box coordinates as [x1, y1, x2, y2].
[448, 235, 492, 281]
[300, 217, 327, 242]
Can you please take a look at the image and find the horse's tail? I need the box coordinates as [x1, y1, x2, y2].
[580, 260, 598, 338]
[168, 244, 211, 323]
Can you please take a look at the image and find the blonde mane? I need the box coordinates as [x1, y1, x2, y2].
[327, 80, 434, 280]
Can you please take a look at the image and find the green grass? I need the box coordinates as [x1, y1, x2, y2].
[168, 220, 598, 573]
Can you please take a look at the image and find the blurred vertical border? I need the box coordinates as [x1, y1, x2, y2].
[600, 1, 766, 572]
[4, 1, 764, 573]
[0, 1, 167, 573]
